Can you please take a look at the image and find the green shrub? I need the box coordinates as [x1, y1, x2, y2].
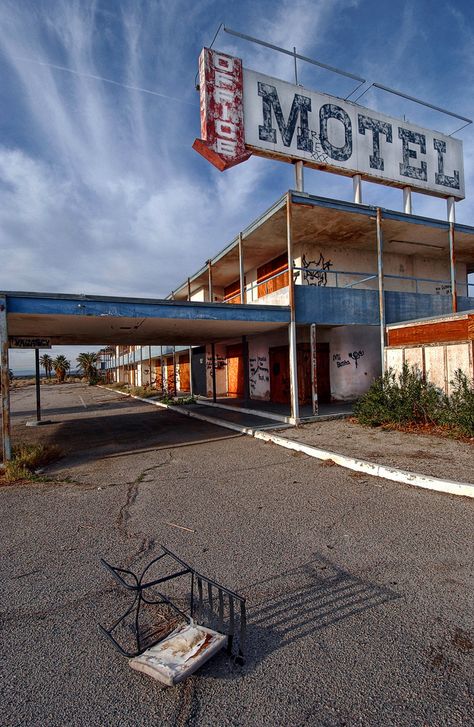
[440, 369, 474, 437]
[354, 364, 443, 427]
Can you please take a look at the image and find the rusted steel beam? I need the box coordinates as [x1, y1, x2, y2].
[310, 324, 318, 416]
[286, 192, 299, 422]
[449, 221, 458, 313]
[0, 296, 12, 461]
[376, 208, 386, 374]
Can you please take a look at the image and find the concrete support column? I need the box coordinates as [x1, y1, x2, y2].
[173, 346, 177, 395]
[376, 208, 386, 374]
[353, 174, 362, 204]
[211, 343, 217, 403]
[238, 233, 245, 304]
[0, 296, 11, 461]
[148, 345, 152, 386]
[286, 193, 299, 422]
[403, 187, 412, 215]
[310, 324, 318, 416]
[161, 346, 165, 395]
[189, 347, 193, 396]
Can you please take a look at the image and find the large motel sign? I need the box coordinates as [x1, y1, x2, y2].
[193, 48, 464, 200]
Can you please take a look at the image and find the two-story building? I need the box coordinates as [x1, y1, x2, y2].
[110, 190, 474, 422]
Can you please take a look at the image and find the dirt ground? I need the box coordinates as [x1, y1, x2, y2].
[276, 419, 474, 484]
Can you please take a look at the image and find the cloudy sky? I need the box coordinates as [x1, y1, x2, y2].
[1, 0, 473, 371]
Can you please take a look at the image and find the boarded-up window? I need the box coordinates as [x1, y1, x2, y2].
[257, 253, 289, 297]
[224, 278, 245, 304]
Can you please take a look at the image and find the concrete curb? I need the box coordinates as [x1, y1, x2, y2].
[98, 386, 474, 499]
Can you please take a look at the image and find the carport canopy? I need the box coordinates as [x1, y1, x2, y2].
[1, 291, 290, 346]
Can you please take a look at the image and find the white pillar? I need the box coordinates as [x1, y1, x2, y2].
[447, 196, 455, 223]
[294, 161, 304, 192]
[286, 193, 299, 422]
[403, 187, 412, 214]
[353, 174, 362, 204]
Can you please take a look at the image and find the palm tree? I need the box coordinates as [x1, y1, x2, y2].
[40, 353, 53, 379]
[77, 352, 99, 384]
[52, 355, 70, 383]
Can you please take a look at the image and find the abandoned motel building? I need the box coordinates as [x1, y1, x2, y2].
[106, 190, 474, 423]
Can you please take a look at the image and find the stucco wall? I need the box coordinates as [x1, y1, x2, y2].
[326, 326, 381, 400]
[385, 342, 473, 395]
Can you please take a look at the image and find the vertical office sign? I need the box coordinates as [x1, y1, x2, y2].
[193, 48, 251, 171]
[193, 48, 465, 200]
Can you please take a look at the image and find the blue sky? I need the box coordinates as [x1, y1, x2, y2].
[1, 0, 473, 370]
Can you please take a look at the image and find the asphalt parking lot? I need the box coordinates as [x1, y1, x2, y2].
[1, 384, 473, 726]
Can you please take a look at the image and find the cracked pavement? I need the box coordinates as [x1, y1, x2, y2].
[1, 383, 473, 726]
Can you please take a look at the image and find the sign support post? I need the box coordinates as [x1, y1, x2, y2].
[287, 192, 299, 423]
[0, 296, 11, 462]
[26, 349, 51, 427]
[376, 208, 386, 375]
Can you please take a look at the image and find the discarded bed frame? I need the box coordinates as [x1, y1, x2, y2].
[98, 545, 247, 664]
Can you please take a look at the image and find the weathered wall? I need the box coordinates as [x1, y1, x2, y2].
[385, 342, 473, 395]
[326, 326, 381, 400]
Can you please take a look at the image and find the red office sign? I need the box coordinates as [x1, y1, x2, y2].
[192, 48, 251, 171]
[193, 48, 465, 200]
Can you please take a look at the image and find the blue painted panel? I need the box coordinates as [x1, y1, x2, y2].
[385, 291, 453, 322]
[295, 286, 474, 325]
[295, 286, 379, 325]
[458, 297, 474, 313]
[6, 294, 290, 324]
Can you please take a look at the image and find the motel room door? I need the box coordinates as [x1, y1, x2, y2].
[270, 343, 330, 406]
[226, 344, 244, 397]
[178, 353, 190, 392]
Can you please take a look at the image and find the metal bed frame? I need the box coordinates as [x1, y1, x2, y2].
[98, 545, 246, 664]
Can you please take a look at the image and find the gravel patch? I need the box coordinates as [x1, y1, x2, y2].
[274, 419, 474, 484]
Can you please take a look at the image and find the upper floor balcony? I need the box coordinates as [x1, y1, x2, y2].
[168, 191, 474, 327]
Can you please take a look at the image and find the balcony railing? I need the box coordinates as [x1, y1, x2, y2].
[224, 266, 472, 302]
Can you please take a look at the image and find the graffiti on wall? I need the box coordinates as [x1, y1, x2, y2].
[349, 350, 365, 368]
[206, 355, 227, 370]
[249, 355, 269, 393]
[435, 283, 451, 295]
[333, 351, 365, 369]
[301, 253, 333, 287]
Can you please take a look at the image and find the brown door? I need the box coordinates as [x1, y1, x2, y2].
[270, 346, 291, 404]
[270, 343, 330, 405]
[166, 357, 175, 394]
[226, 344, 244, 397]
[154, 362, 162, 390]
[179, 353, 190, 392]
[297, 344, 312, 406]
[316, 342, 331, 404]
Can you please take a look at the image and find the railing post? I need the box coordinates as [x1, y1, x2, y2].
[287, 192, 299, 422]
[208, 260, 213, 302]
[238, 233, 245, 304]
[376, 208, 386, 374]
[0, 296, 12, 461]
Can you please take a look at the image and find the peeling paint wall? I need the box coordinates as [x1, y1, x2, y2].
[385, 341, 473, 395]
